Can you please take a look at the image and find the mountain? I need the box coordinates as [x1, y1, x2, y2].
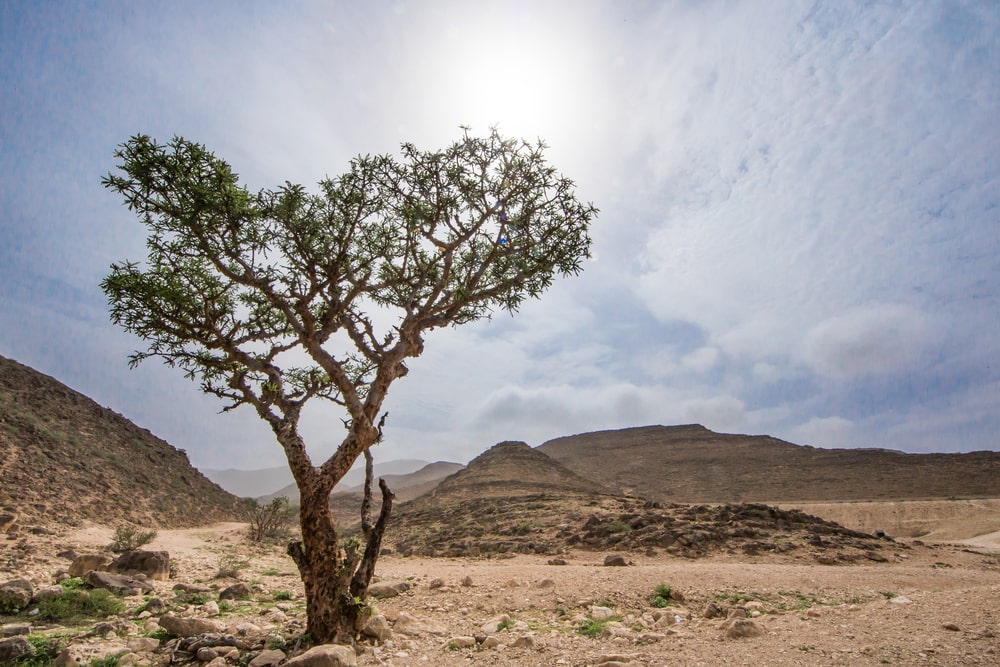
[538, 424, 1000, 502]
[201, 466, 294, 499]
[259, 458, 436, 505]
[0, 354, 244, 528]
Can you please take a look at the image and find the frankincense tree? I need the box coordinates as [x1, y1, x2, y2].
[101, 128, 596, 642]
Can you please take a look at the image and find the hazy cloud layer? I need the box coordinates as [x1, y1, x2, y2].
[1, 1, 997, 469]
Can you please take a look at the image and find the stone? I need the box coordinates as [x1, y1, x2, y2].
[56, 644, 128, 666]
[109, 551, 170, 581]
[2, 623, 31, 637]
[219, 582, 252, 600]
[142, 597, 166, 613]
[428, 578, 444, 589]
[480, 614, 511, 634]
[368, 581, 412, 599]
[248, 648, 286, 666]
[361, 615, 393, 642]
[158, 613, 224, 637]
[597, 655, 640, 666]
[511, 635, 535, 648]
[590, 606, 616, 622]
[68, 554, 112, 577]
[461, 575, 473, 587]
[117, 652, 143, 666]
[126, 637, 159, 653]
[728, 607, 748, 619]
[197, 647, 219, 661]
[283, 644, 357, 667]
[534, 579, 555, 589]
[445, 636, 476, 648]
[394, 612, 446, 637]
[603, 554, 628, 567]
[722, 618, 765, 639]
[864, 550, 889, 563]
[481, 636, 501, 649]
[33, 585, 65, 602]
[0, 514, 17, 533]
[0, 579, 33, 613]
[889, 596, 912, 605]
[85, 570, 153, 595]
[942, 623, 960, 631]
[201, 600, 220, 616]
[703, 602, 726, 619]
[0, 636, 34, 663]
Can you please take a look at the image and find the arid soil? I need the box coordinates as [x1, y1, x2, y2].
[7, 520, 997, 667]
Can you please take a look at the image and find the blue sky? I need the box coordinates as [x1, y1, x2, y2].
[1, 0, 997, 471]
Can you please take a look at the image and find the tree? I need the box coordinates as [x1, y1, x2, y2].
[100, 128, 596, 643]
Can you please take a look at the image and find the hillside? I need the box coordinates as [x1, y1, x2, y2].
[260, 459, 440, 504]
[0, 354, 244, 528]
[538, 424, 1000, 502]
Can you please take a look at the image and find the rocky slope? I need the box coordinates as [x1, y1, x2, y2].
[0, 354, 243, 528]
[538, 424, 1000, 502]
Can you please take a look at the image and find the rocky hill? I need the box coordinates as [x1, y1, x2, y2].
[538, 424, 1000, 502]
[0, 354, 244, 528]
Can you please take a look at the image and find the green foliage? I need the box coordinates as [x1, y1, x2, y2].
[273, 590, 293, 601]
[33, 589, 124, 623]
[606, 521, 632, 534]
[58, 578, 86, 591]
[649, 583, 673, 608]
[243, 497, 297, 544]
[511, 523, 533, 535]
[108, 525, 157, 553]
[496, 619, 515, 632]
[89, 656, 120, 667]
[216, 553, 251, 578]
[445, 642, 461, 651]
[576, 618, 607, 638]
[13, 635, 65, 667]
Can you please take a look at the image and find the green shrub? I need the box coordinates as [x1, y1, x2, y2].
[273, 590, 293, 601]
[577, 617, 607, 638]
[34, 589, 124, 623]
[14, 635, 65, 667]
[109, 525, 157, 553]
[215, 554, 251, 578]
[649, 583, 672, 608]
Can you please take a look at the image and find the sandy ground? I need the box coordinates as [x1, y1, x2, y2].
[38, 522, 999, 666]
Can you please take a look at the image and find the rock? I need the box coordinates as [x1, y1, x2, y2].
[864, 550, 889, 563]
[219, 582, 251, 600]
[202, 601, 220, 616]
[0, 514, 17, 533]
[727, 607, 748, 619]
[722, 618, 765, 639]
[361, 615, 393, 642]
[0, 579, 33, 613]
[889, 596, 912, 605]
[109, 550, 170, 581]
[512, 635, 535, 648]
[1, 623, 31, 637]
[158, 613, 224, 637]
[480, 614, 511, 634]
[942, 623, 961, 631]
[600, 621, 629, 638]
[547, 558, 567, 565]
[603, 554, 628, 567]
[481, 636, 501, 649]
[85, 570, 153, 595]
[197, 647, 219, 661]
[590, 606, 616, 622]
[534, 579, 555, 589]
[461, 575, 473, 587]
[283, 644, 357, 667]
[368, 581, 412, 599]
[56, 643, 128, 666]
[393, 612, 447, 637]
[0, 636, 34, 663]
[703, 602, 726, 619]
[173, 583, 212, 594]
[248, 648, 286, 666]
[142, 597, 166, 614]
[126, 637, 159, 653]
[33, 585, 65, 602]
[117, 652, 143, 666]
[68, 554, 112, 577]
[428, 578, 445, 590]
[446, 636, 476, 648]
[597, 655, 640, 666]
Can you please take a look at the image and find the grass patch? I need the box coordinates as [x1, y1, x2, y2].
[273, 591, 293, 601]
[577, 617, 608, 638]
[14, 635, 66, 667]
[31, 589, 125, 623]
[649, 583, 673, 608]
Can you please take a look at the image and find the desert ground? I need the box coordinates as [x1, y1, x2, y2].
[7, 512, 995, 667]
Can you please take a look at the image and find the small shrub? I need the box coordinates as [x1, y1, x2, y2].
[649, 583, 672, 608]
[512, 523, 533, 535]
[109, 525, 157, 553]
[244, 497, 297, 543]
[606, 521, 632, 534]
[273, 590, 293, 601]
[267, 634, 286, 650]
[58, 577, 86, 591]
[216, 554, 251, 578]
[16, 635, 65, 667]
[445, 642, 460, 651]
[496, 619, 514, 632]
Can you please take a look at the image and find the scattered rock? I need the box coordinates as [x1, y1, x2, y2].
[603, 554, 628, 567]
[428, 578, 445, 590]
[547, 558, 568, 565]
[57, 643, 128, 666]
[461, 575, 473, 587]
[157, 613, 224, 637]
[481, 636, 501, 649]
[942, 623, 961, 631]
[864, 550, 889, 563]
[445, 636, 476, 648]
[109, 550, 170, 580]
[197, 647, 219, 661]
[534, 578, 555, 589]
[393, 612, 446, 637]
[2, 623, 31, 637]
[722, 618, 765, 639]
[0, 636, 34, 663]
[219, 582, 251, 600]
[480, 614, 511, 634]
[889, 596, 912, 605]
[511, 635, 535, 648]
[85, 570, 153, 595]
[703, 602, 726, 619]
[126, 637, 159, 653]
[283, 644, 357, 667]
[0, 579, 33, 613]
[33, 585, 64, 602]
[590, 606, 616, 622]
[361, 615, 393, 643]
[368, 581, 412, 599]
[0, 514, 17, 533]
[68, 554, 112, 577]
[248, 648, 286, 666]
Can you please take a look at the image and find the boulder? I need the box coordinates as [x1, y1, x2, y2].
[1, 623, 32, 637]
[85, 570, 153, 595]
[56, 643, 128, 666]
[219, 582, 251, 600]
[367, 580, 412, 599]
[283, 644, 357, 667]
[158, 613, 224, 637]
[249, 648, 286, 667]
[0, 514, 17, 534]
[0, 636, 34, 663]
[590, 606, 616, 622]
[109, 550, 170, 580]
[68, 554, 112, 578]
[479, 614, 511, 634]
[361, 615, 393, 642]
[445, 636, 476, 648]
[603, 554, 628, 567]
[0, 579, 33, 613]
[33, 585, 65, 602]
[722, 618, 765, 639]
[393, 611, 446, 637]
[703, 602, 726, 619]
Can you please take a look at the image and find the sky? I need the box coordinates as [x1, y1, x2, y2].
[1, 0, 998, 473]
